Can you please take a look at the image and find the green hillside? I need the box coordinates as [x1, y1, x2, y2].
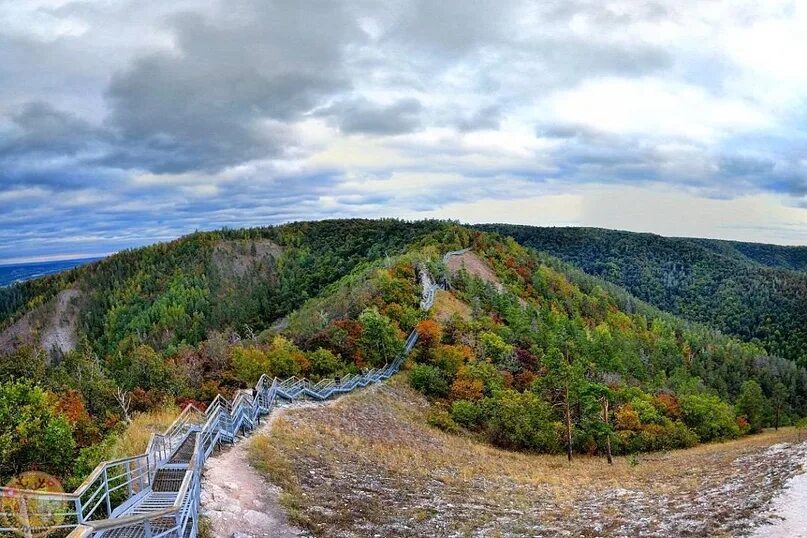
[285, 226, 807, 457]
[477, 225, 807, 366]
[0, 220, 805, 483]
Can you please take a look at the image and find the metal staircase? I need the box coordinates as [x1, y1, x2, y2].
[0, 264, 447, 538]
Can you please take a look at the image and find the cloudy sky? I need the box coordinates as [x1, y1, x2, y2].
[2, 0, 807, 263]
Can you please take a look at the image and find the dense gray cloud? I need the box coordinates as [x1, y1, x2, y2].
[1, 101, 106, 160]
[320, 98, 423, 135]
[104, 1, 361, 172]
[0, 0, 806, 261]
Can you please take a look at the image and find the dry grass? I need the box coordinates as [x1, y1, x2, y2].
[109, 405, 180, 458]
[247, 377, 807, 537]
[196, 515, 214, 538]
[431, 289, 472, 322]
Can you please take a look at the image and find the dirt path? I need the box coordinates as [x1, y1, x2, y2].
[751, 447, 807, 537]
[200, 402, 322, 538]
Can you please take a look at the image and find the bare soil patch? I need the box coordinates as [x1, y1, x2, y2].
[41, 288, 81, 357]
[445, 251, 503, 292]
[248, 377, 807, 537]
[212, 239, 283, 279]
[0, 288, 81, 359]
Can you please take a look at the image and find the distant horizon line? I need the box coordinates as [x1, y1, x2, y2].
[1, 220, 805, 266]
[0, 254, 109, 267]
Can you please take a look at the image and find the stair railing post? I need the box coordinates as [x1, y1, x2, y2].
[126, 462, 133, 498]
[75, 496, 84, 525]
[19, 495, 32, 538]
[103, 467, 112, 517]
[139, 457, 146, 492]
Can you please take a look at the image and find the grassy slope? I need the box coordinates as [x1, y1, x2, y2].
[249, 376, 806, 537]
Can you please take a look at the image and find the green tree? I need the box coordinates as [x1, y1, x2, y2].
[114, 344, 181, 392]
[409, 364, 449, 397]
[357, 307, 403, 366]
[0, 346, 47, 383]
[679, 394, 740, 442]
[230, 346, 269, 385]
[479, 331, 514, 364]
[484, 390, 561, 452]
[771, 382, 788, 430]
[307, 348, 342, 379]
[0, 381, 75, 479]
[536, 344, 587, 461]
[265, 336, 303, 379]
[735, 380, 766, 433]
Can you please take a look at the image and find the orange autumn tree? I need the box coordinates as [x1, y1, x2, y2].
[415, 319, 443, 348]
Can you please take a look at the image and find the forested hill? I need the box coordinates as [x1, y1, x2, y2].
[690, 238, 807, 273]
[1, 220, 806, 485]
[0, 219, 447, 359]
[476, 225, 807, 365]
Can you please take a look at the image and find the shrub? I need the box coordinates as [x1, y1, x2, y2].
[631, 421, 698, 452]
[230, 346, 269, 385]
[615, 403, 641, 431]
[409, 364, 449, 397]
[653, 393, 681, 420]
[429, 344, 472, 378]
[307, 348, 342, 379]
[680, 394, 740, 442]
[461, 360, 506, 396]
[484, 389, 561, 452]
[451, 400, 482, 428]
[0, 381, 75, 480]
[736, 415, 750, 434]
[266, 336, 306, 378]
[479, 331, 514, 364]
[450, 377, 484, 401]
[416, 319, 443, 348]
[426, 410, 458, 433]
[630, 396, 664, 425]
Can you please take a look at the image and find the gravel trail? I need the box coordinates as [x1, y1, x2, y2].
[200, 403, 322, 538]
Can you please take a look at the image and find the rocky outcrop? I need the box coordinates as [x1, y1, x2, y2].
[0, 288, 81, 360]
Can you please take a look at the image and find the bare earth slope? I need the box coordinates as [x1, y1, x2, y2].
[0, 288, 81, 359]
[212, 239, 283, 279]
[445, 250, 503, 291]
[248, 377, 807, 537]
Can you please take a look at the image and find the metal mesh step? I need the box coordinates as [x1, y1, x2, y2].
[168, 433, 198, 464]
[152, 469, 186, 492]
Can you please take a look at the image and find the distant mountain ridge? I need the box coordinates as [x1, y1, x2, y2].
[0, 257, 101, 287]
[476, 224, 807, 365]
[687, 237, 807, 273]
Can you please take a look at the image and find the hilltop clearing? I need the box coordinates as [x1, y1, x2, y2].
[249, 376, 807, 537]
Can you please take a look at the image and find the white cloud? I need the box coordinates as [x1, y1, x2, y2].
[543, 77, 772, 143]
